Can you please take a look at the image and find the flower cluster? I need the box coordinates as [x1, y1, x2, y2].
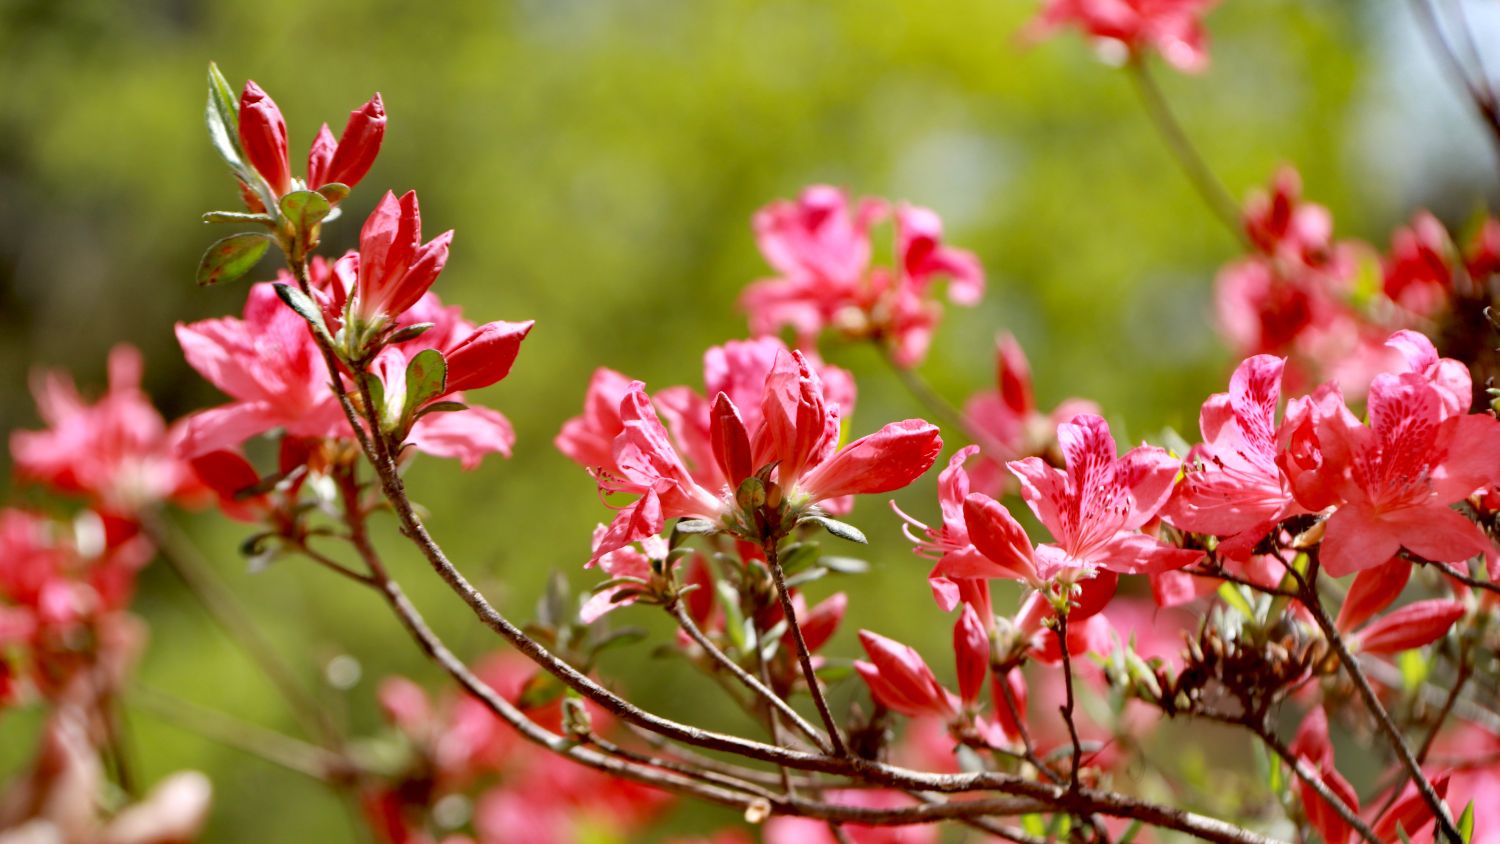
[2, 347, 213, 840]
[740, 186, 984, 368]
[1218, 167, 1499, 403]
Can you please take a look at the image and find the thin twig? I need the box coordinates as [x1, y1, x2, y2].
[1055, 612, 1085, 791]
[1242, 718, 1381, 844]
[1296, 561, 1461, 843]
[763, 537, 848, 757]
[144, 516, 345, 749]
[1125, 58, 1250, 247]
[1408, 0, 1500, 175]
[670, 599, 830, 752]
[131, 684, 349, 782]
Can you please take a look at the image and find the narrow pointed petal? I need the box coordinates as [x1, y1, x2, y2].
[960, 493, 1037, 582]
[1336, 556, 1411, 632]
[709, 392, 753, 488]
[443, 320, 534, 395]
[1353, 599, 1465, 654]
[798, 419, 941, 502]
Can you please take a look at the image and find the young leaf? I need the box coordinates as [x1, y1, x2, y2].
[1458, 801, 1474, 843]
[205, 62, 244, 171]
[197, 233, 270, 286]
[202, 210, 274, 226]
[271, 283, 333, 341]
[404, 349, 448, 414]
[279, 190, 333, 251]
[673, 518, 719, 536]
[801, 514, 867, 544]
[316, 182, 351, 205]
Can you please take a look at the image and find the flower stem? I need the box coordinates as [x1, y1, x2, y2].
[1125, 58, 1250, 249]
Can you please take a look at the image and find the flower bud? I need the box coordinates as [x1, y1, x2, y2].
[322, 92, 385, 189]
[238, 81, 291, 196]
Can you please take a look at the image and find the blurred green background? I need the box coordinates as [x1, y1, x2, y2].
[2, 0, 1497, 839]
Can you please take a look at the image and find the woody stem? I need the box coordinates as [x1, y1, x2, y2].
[764, 536, 848, 757]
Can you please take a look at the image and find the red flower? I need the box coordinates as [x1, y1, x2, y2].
[351, 191, 454, 324]
[238, 81, 292, 197]
[1027, 0, 1218, 73]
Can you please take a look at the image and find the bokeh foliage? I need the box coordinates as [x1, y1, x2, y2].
[0, 0, 1494, 839]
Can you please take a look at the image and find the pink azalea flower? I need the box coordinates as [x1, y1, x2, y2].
[740, 187, 982, 368]
[1026, 0, 1218, 73]
[587, 350, 939, 562]
[962, 334, 1099, 496]
[175, 282, 349, 457]
[1383, 211, 1454, 317]
[1165, 354, 1313, 558]
[365, 300, 532, 469]
[1008, 414, 1201, 579]
[11, 345, 200, 515]
[1301, 344, 1500, 577]
[346, 190, 454, 326]
[1242, 166, 1336, 265]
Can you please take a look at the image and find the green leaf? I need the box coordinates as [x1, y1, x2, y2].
[279, 190, 333, 255]
[1399, 650, 1429, 691]
[358, 372, 390, 432]
[202, 210, 274, 226]
[277, 280, 336, 340]
[516, 670, 566, 709]
[1116, 820, 1143, 844]
[784, 566, 828, 588]
[1216, 582, 1255, 619]
[316, 182, 351, 205]
[196, 233, 270, 286]
[205, 62, 244, 171]
[386, 322, 435, 345]
[714, 580, 746, 652]
[1021, 815, 1046, 837]
[674, 518, 719, 536]
[1459, 801, 1475, 843]
[404, 349, 448, 414]
[414, 400, 467, 420]
[801, 514, 867, 544]
[819, 556, 870, 574]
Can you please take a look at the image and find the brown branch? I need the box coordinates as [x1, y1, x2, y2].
[1055, 612, 1085, 791]
[1296, 562, 1461, 843]
[669, 599, 831, 752]
[763, 536, 847, 757]
[1408, 0, 1500, 176]
[1238, 717, 1380, 844]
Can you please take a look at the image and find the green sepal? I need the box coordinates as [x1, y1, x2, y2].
[197, 233, 270, 286]
[801, 514, 867, 544]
